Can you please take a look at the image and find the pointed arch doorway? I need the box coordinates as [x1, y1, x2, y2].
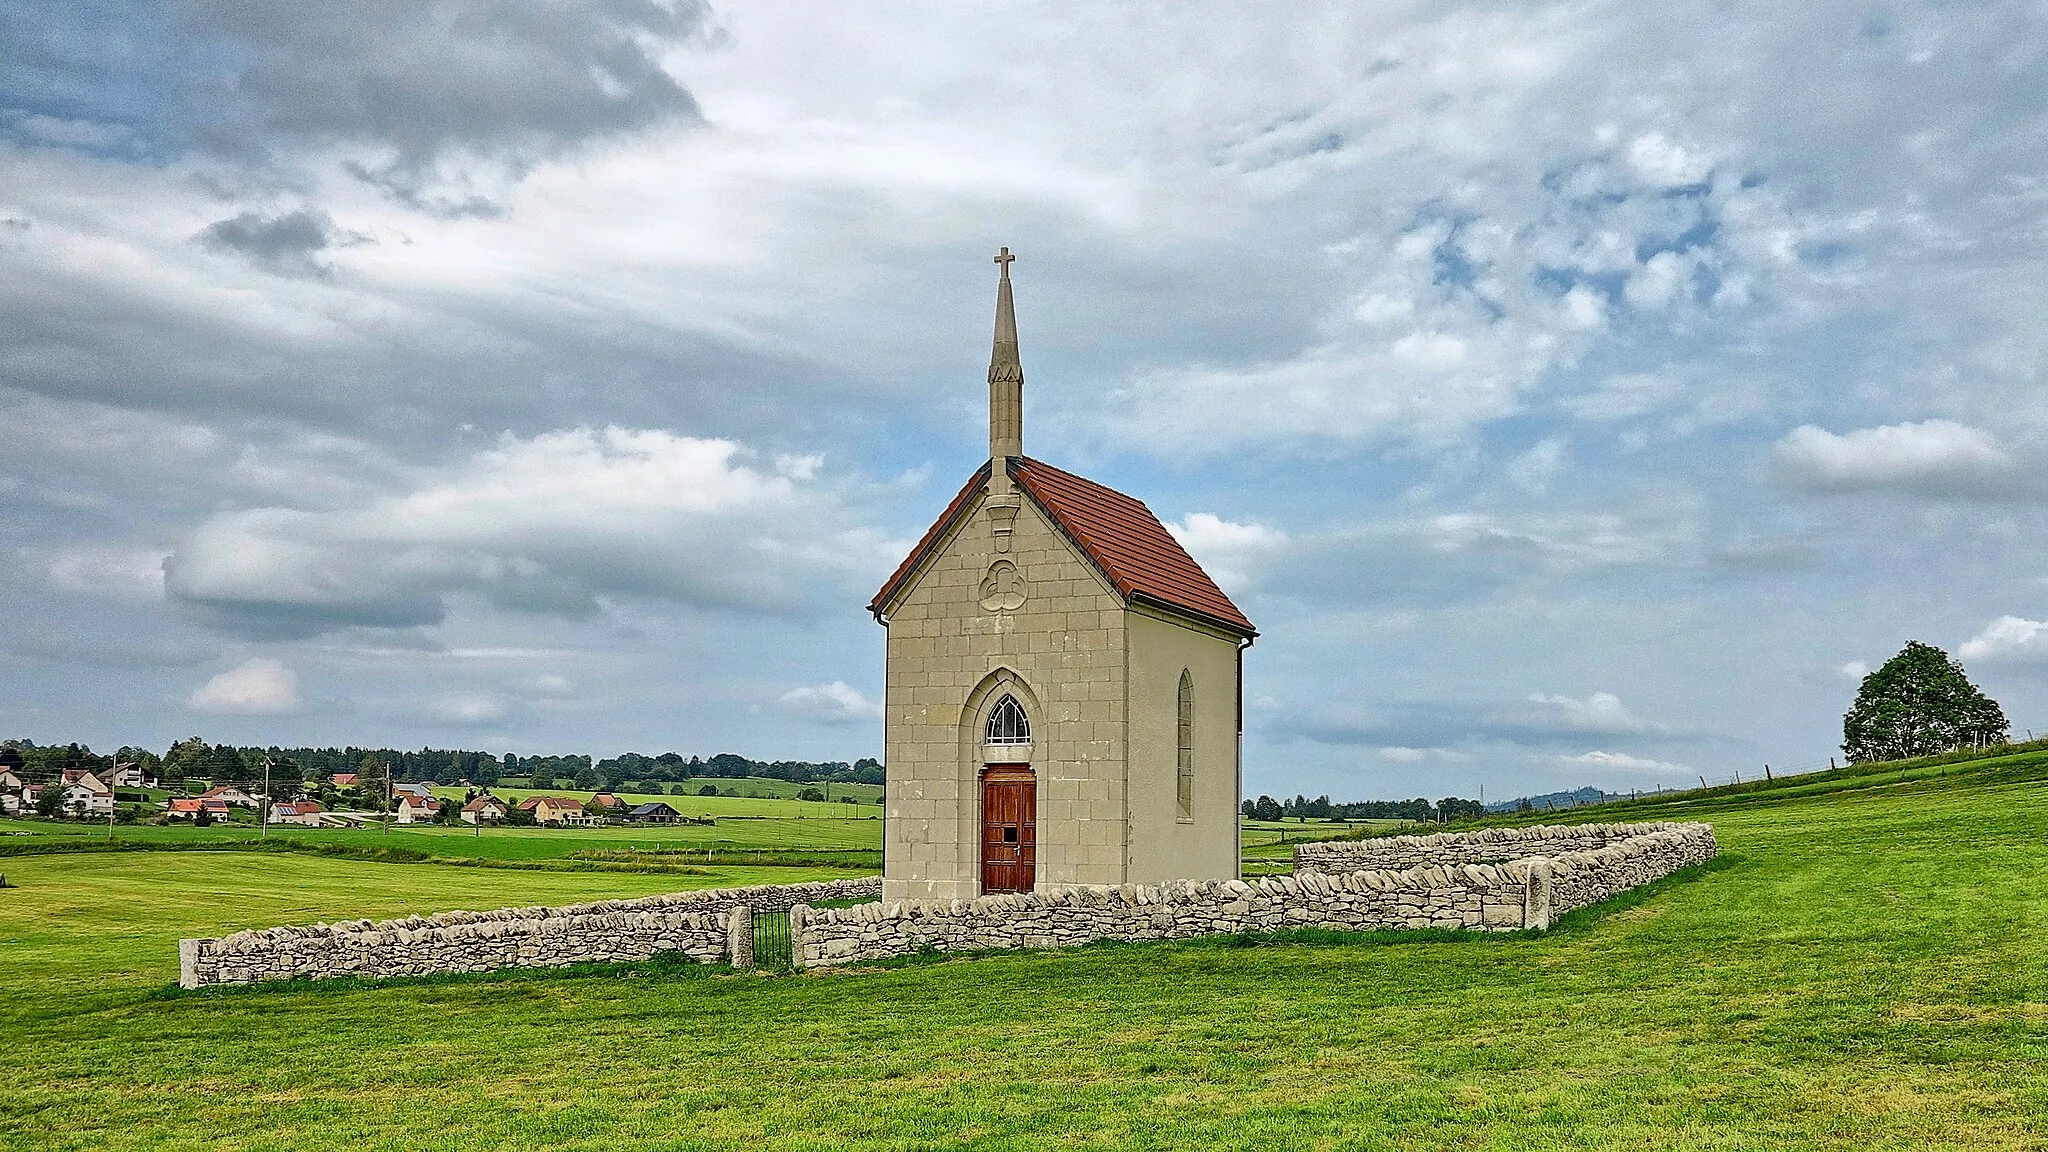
[979, 690, 1036, 893]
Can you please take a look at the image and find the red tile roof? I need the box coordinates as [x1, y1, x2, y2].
[870, 457, 1255, 637]
[868, 462, 991, 619]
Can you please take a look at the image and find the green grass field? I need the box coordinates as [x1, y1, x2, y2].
[6, 753, 2048, 1149]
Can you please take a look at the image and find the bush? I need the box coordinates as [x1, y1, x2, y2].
[797, 787, 825, 802]
[698, 784, 720, 797]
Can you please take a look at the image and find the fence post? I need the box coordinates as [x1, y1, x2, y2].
[726, 905, 753, 969]
[1522, 860, 1553, 931]
[178, 938, 204, 989]
[789, 904, 810, 970]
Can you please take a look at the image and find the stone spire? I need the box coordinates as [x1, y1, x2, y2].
[988, 247, 1023, 465]
[985, 246, 1023, 545]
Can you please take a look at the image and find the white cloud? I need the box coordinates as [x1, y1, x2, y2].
[1839, 660, 1871, 679]
[1507, 438, 1567, 494]
[1166, 513, 1288, 591]
[428, 692, 510, 725]
[1374, 746, 1470, 764]
[530, 675, 575, 698]
[1559, 750, 1690, 774]
[1625, 132, 1712, 187]
[187, 657, 303, 715]
[1528, 691, 1651, 733]
[1959, 615, 2048, 661]
[777, 681, 882, 724]
[1775, 420, 2016, 495]
[44, 546, 167, 600]
[164, 427, 894, 635]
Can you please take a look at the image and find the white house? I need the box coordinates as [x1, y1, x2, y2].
[198, 785, 260, 809]
[60, 781, 115, 817]
[461, 795, 510, 825]
[100, 763, 148, 789]
[395, 794, 443, 824]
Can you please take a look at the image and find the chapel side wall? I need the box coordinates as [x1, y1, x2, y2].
[1125, 608, 1242, 885]
[883, 492, 1129, 901]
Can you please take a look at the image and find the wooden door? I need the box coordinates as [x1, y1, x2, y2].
[980, 765, 1036, 893]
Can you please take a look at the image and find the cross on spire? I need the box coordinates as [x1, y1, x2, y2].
[993, 246, 1015, 278]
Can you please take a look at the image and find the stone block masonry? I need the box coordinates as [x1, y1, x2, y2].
[179, 877, 880, 988]
[792, 822, 1714, 968]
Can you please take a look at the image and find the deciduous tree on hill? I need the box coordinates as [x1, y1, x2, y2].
[1843, 641, 2008, 763]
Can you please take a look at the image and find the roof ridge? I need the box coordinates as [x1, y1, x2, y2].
[869, 457, 1254, 637]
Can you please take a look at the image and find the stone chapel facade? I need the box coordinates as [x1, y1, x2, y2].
[870, 249, 1258, 903]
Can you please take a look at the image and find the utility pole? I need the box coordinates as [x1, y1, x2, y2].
[260, 756, 271, 840]
[107, 758, 131, 842]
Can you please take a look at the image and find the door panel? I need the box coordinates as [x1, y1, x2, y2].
[980, 766, 1036, 893]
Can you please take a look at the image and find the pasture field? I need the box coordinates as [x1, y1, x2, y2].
[6, 756, 2048, 1149]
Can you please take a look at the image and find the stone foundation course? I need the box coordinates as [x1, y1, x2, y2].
[179, 877, 880, 988]
[792, 822, 1714, 968]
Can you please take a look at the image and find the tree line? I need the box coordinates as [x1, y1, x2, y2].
[1242, 794, 1487, 823]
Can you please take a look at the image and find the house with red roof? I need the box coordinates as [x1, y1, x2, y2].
[394, 794, 442, 824]
[269, 800, 324, 827]
[329, 772, 358, 788]
[167, 797, 233, 820]
[460, 795, 509, 825]
[868, 250, 1256, 904]
[515, 796, 595, 826]
[198, 785, 260, 809]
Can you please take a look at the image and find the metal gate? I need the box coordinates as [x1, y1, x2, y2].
[751, 909, 791, 970]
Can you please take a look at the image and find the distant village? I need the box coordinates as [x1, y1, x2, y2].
[0, 762, 715, 830]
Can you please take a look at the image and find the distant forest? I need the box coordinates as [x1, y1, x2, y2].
[0, 738, 884, 793]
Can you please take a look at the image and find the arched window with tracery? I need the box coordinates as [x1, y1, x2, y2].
[986, 694, 1031, 745]
[1176, 670, 1194, 821]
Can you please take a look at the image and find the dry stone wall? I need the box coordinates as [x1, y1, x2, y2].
[179, 877, 879, 988]
[1293, 821, 1702, 873]
[793, 822, 1715, 968]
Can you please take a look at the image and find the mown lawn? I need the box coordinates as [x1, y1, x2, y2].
[5, 762, 2047, 1149]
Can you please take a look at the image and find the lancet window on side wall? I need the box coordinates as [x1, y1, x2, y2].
[986, 694, 1031, 745]
[1176, 670, 1194, 821]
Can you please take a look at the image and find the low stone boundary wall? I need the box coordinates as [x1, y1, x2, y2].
[1293, 821, 1703, 873]
[179, 877, 880, 988]
[791, 822, 1714, 968]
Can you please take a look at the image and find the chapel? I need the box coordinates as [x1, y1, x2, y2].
[870, 249, 1258, 903]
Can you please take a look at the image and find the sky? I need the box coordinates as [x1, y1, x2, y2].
[3, 2, 2047, 801]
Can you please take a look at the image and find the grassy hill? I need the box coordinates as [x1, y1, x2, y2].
[5, 752, 2047, 1148]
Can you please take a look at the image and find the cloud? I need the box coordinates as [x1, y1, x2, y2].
[1281, 690, 1665, 751]
[173, 0, 716, 211]
[1958, 616, 2048, 662]
[777, 680, 882, 724]
[186, 657, 303, 714]
[1559, 750, 1690, 775]
[1527, 691, 1653, 734]
[1839, 660, 1871, 679]
[197, 208, 369, 276]
[163, 426, 894, 637]
[1165, 513, 1288, 591]
[1507, 438, 1567, 494]
[428, 692, 509, 725]
[43, 546, 167, 600]
[1775, 420, 2018, 496]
